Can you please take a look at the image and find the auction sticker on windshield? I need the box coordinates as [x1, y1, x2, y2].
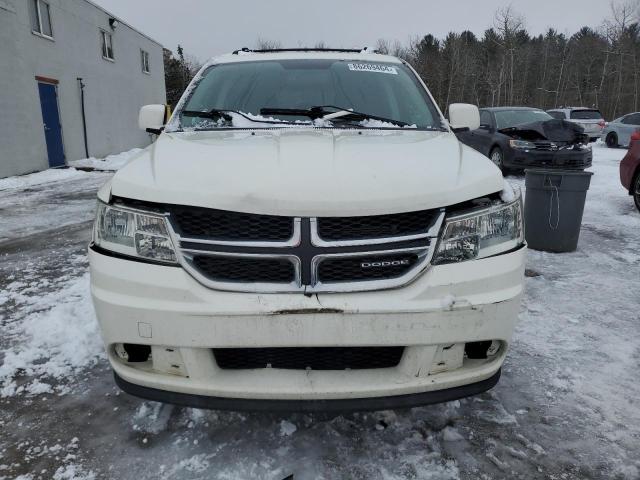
[348, 63, 398, 74]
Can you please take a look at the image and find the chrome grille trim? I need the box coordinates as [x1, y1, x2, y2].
[166, 210, 445, 294]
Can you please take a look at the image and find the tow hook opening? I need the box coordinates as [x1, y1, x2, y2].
[465, 340, 501, 359]
[116, 343, 151, 363]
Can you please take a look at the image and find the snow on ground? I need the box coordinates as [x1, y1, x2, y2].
[0, 143, 639, 479]
[0, 147, 142, 242]
[0, 148, 140, 192]
[67, 148, 143, 171]
[0, 269, 103, 397]
[0, 168, 89, 192]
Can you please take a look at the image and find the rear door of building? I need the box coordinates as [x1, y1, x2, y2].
[37, 80, 65, 167]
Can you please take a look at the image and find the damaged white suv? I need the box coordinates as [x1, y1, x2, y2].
[89, 49, 526, 411]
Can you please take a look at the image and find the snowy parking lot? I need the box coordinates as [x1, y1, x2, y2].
[0, 144, 639, 480]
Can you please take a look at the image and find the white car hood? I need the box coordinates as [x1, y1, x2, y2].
[108, 129, 504, 217]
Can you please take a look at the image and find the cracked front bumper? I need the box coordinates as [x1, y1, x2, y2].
[89, 245, 525, 409]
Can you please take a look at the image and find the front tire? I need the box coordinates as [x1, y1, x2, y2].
[633, 173, 640, 212]
[606, 132, 619, 148]
[490, 147, 504, 172]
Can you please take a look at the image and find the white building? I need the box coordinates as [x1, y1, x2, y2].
[0, 0, 166, 178]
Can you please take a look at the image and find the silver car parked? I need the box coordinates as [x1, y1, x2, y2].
[547, 107, 605, 141]
[602, 112, 640, 148]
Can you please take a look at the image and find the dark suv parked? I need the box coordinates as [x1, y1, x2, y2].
[456, 107, 592, 172]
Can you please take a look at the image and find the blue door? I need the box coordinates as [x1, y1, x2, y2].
[37, 82, 65, 167]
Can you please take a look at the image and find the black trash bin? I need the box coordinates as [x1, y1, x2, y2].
[524, 169, 593, 252]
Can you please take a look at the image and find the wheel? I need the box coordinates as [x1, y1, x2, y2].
[633, 173, 640, 212]
[606, 132, 618, 148]
[489, 147, 504, 171]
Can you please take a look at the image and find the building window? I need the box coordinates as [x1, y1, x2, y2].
[101, 30, 114, 60]
[29, 0, 53, 38]
[141, 50, 150, 73]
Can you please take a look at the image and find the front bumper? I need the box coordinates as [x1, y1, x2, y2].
[620, 145, 639, 191]
[114, 368, 502, 412]
[507, 147, 592, 170]
[90, 245, 525, 409]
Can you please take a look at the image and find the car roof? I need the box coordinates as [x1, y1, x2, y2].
[548, 107, 601, 111]
[208, 48, 404, 66]
[482, 107, 544, 112]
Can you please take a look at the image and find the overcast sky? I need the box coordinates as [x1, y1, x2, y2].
[93, 0, 615, 61]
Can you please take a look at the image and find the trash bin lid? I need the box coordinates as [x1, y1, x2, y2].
[524, 169, 593, 191]
[524, 169, 593, 177]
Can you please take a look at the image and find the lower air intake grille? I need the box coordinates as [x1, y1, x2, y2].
[213, 347, 405, 370]
[192, 256, 295, 283]
[317, 253, 419, 283]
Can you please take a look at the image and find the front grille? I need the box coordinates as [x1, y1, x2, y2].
[533, 141, 558, 151]
[192, 255, 295, 283]
[317, 253, 419, 283]
[169, 206, 294, 242]
[317, 210, 435, 241]
[214, 347, 405, 370]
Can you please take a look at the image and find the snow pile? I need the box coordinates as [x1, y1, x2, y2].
[500, 180, 517, 202]
[0, 272, 104, 397]
[68, 148, 143, 171]
[0, 147, 141, 192]
[131, 402, 174, 434]
[442, 426, 464, 442]
[279, 420, 297, 437]
[0, 168, 88, 192]
[171, 109, 420, 131]
[52, 464, 96, 480]
[359, 118, 417, 129]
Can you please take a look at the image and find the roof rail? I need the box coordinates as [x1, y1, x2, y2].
[232, 47, 380, 55]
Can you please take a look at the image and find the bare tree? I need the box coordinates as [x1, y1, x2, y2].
[255, 38, 282, 50]
[221, 0, 640, 119]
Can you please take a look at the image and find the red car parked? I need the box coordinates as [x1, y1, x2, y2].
[620, 130, 640, 211]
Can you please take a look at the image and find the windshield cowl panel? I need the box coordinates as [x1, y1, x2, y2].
[167, 58, 443, 132]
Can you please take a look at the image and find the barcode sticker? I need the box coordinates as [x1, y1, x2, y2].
[348, 63, 398, 75]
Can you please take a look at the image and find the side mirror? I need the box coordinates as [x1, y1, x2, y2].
[479, 123, 492, 131]
[448, 103, 481, 132]
[139, 104, 168, 135]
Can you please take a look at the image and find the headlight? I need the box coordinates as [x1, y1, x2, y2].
[93, 201, 177, 263]
[509, 139, 535, 150]
[432, 194, 524, 265]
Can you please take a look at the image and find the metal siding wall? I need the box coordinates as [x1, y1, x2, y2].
[0, 0, 49, 178]
[0, 0, 166, 178]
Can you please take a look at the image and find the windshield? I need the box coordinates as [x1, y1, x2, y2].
[570, 109, 603, 120]
[172, 59, 442, 130]
[495, 110, 553, 129]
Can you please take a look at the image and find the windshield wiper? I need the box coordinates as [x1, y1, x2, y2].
[180, 108, 299, 128]
[181, 108, 235, 122]
[260, 106, 411, 127]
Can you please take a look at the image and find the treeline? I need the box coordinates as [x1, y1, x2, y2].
[163, 45, 201, 108]
[378, 3, 640, 120]
[165, 2, 640, 119]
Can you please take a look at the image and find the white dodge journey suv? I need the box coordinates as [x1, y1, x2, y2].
[89, 48, 526, 411]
